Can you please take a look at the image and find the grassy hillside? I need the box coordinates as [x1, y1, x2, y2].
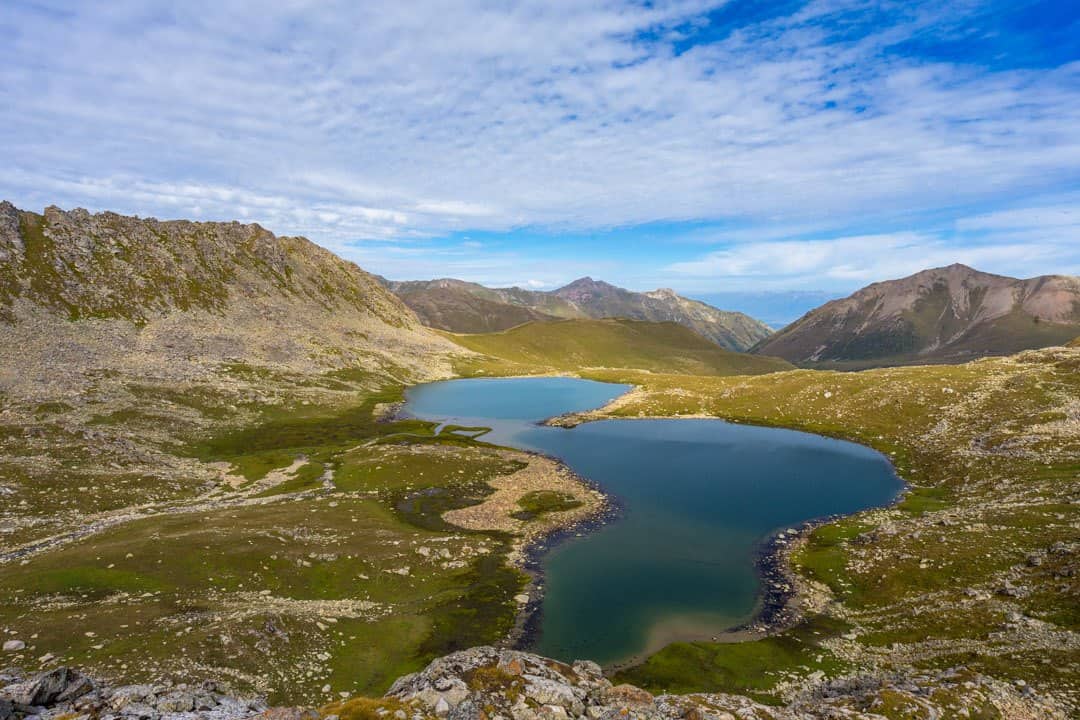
[446, 318, 793, 376]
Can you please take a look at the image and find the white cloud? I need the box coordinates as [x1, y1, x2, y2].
[0, 0, 1077, 287]
[664, 201, 1080, 289]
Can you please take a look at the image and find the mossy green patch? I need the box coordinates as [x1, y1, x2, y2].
[511, 490, 583, 520]
[616, 617, 850, 700]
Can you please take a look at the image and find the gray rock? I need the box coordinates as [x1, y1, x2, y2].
[155, 691, 195, 713]
[6, 668, 94, 706]
[116, 702, 161, 720]
[108, 685, 155, 710]
[523, 675, 581, 712]
[2, 641, 25, 653]
[447, 698, 484, 720]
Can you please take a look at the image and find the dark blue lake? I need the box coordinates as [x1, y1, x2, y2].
[404, 376, 902, 665]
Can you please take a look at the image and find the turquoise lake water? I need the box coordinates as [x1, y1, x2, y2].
[404, 376, 902, 665]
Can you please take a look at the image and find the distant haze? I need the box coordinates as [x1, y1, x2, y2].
[690, 291, 840, 329]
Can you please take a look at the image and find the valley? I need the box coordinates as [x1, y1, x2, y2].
[0, 205, 1077, 719]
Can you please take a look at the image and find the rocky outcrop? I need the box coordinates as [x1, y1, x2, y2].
[385, 647, 1069, 720]
[0, 202, 414, 328]
[2, 646, 1071, 720]
[386, 647, 780, 720]
[0, 667, 267, 720]
[0, 202, 461, 405]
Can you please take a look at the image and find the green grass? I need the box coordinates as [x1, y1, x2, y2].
[445, 318, 793, 377]
[790, 518, 870, 598]
[0, 374, 546, 704]
[510, 490, 583, 520]
[616, 617, 850, 701]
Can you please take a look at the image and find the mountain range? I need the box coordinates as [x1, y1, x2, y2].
[6, 204, 1075, 373]
[753, 263, 1080, 365]
[380, 276, 773, 351]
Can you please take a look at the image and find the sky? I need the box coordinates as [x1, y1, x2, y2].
[2, 0, 1078, 300]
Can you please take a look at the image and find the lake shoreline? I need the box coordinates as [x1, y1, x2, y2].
[402, 376, 906, 675]
[506, 457, 624, 653]
[541, 406, 908, 674]
[393, 382, 629, 656]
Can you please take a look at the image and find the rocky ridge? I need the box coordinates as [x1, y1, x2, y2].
[381, 277, 771, 352]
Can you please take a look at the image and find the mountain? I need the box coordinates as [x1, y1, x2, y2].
[382, 276, 773, 351]
[449, 318, 793, 376]
[0, 202, 458, 384]
[753, 264, 1080, 365]
[380, 278, 565, 334]
[690, 290, 841, 328]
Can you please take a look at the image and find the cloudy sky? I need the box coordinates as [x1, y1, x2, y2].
[2, 0, 1078, 297]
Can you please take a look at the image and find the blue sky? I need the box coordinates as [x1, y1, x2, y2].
[1, 0, 1078, 297]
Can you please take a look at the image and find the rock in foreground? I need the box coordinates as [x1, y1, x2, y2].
[385, 647, 1068, 720]
[0, 667, 266, 720]
[2, 649, 1071, 720]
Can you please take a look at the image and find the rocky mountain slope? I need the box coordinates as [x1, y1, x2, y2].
[0, 203, 482, 701]
[0, 202, 457, 377]
[380, 278, 559, 335]
[753, 264, 1080, 365]
[382, 277, 772, 351]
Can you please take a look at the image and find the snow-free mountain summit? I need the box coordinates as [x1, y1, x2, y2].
[381, 276, 772, 351]
[753, 263, 1080, 366]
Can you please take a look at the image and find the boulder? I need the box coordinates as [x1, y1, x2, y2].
[5, 667, 94, 706]
[1, 641, 25, 653]
[155, 690, 195, 713]
[600, 684, 653, 707]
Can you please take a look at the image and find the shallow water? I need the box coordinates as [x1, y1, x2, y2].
[404, 376, 902, 665]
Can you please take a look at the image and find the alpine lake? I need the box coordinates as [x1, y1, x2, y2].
[403, 377, 902, 666]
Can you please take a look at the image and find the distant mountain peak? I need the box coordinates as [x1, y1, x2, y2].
[385, 275, 774, 351]
[753, 264, 1080, 366]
